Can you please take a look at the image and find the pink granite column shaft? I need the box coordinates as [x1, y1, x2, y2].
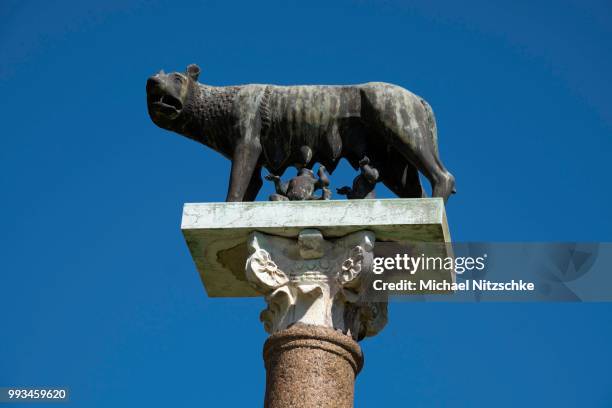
[263, 324, 364, 408]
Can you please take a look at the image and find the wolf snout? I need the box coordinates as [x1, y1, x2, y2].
[146, 75, 164, 94]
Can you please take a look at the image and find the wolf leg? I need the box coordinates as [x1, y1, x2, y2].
[226, 142, 262, 202]
[243, 167, 263, 201]
[379, 152, 425, 198]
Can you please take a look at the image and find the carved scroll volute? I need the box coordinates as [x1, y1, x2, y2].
[335, 231, 388, 340]
[245, 232, 296, 333]
[338, 232, 374, 295]
[245, 233, 289, 293]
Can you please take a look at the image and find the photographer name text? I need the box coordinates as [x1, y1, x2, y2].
[373, 279, 535, 292]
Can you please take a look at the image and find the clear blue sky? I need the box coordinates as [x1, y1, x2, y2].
[1, 0, 611, 406]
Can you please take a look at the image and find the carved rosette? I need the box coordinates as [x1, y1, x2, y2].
[245, 229, 387, 340]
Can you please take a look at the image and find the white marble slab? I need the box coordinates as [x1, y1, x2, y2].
[182, 198, 451, 297]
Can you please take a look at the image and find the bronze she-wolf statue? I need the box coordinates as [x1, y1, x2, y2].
[146, 64, 455, 202]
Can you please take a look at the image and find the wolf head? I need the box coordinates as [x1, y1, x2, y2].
[146, 64, 200, 130]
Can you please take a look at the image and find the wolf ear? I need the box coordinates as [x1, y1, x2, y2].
[186, 64, 200, 81]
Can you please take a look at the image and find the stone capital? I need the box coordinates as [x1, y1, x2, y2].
[245, 228, 387, 341]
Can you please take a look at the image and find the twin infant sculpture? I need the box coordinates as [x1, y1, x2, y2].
[265, 155, 378, 201]
[146, 64, 455, 202]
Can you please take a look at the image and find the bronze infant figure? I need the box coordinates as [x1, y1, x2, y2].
[266, 166, 331, 201]
[337, 156, 379, 199]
